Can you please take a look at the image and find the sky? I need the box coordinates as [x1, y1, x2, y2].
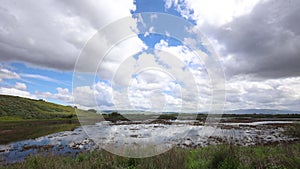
[0, 0, 299, 112]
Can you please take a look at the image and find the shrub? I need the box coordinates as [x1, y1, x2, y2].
[210, 146, 240, 169]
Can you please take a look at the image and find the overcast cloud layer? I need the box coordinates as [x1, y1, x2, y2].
[169, 0, 300, 79]
[0, 0, 135, 70]
[211, 0, 300, 79]
[1, 0, 299, 78]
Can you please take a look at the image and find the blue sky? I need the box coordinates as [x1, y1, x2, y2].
[0, 0, 300, 111]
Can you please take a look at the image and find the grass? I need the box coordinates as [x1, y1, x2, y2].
[284, 122, 300, 138]
[0, 109, 99, 144]
[0, 119, 80, 144]
[1, 143, 299, 169]
[0, 94, 76, 119]
[1, 95, 299, 168]
[0, 94, 100, 144]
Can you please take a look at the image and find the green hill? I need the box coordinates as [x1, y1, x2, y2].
[0, 94, 76, 119]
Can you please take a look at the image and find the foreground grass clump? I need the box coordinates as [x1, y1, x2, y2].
[285, 123, 300, 138]
[2, 143, 299, 169]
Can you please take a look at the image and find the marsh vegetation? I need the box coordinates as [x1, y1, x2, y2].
[0, 95, 299, 168]
[1, 142, 299, 169]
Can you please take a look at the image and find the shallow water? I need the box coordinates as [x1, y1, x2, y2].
[0, 120, 298, 164]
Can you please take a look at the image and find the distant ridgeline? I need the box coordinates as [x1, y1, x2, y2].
[0, 94, 76, 119]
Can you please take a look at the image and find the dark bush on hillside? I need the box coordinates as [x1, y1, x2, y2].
[88, 109, 97, 113]
[102, 112, 129, 122]
[157, 113, 178, 120]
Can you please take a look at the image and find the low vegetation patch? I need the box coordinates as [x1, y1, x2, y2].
[157, 113, 179, 120]
[2, 143, 299, 169]
[0, 119, 79, 144]
[285, 122, 300, 138]
[102, 112, 130, 122]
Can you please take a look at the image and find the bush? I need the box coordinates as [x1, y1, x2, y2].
[103, 112, 129, 122]
[157, 113, 178, 120]
[210, 146, 240, 169]
[285, 123, 300, 138]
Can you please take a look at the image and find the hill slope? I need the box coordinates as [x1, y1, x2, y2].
[226, 109, 300, 114]
[0, 94, 76, 119]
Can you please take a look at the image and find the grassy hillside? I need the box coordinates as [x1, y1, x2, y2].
[0, 94, 76, 119]
[0, 94, 81, 144]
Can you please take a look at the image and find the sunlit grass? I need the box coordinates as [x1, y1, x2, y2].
[2, 143, 299, 169]
[0, 94, 76, 119]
